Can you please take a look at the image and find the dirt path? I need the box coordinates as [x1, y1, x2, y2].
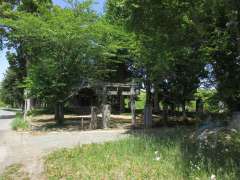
[0, 110, 129, 179]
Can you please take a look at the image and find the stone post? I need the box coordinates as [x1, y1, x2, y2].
[24, 89, 34, 119]
[102, 104, 111, 129]
[90, 106, 98, 129]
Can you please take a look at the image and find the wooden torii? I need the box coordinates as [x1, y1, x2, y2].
[65, 81, 139, 129]
[94, 82, 139, 128]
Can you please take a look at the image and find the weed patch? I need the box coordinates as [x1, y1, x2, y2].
[11, 113, 29, 131]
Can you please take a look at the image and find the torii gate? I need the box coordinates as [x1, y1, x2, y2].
[65, 81, 139, 129]
[95, 82, 139, 128]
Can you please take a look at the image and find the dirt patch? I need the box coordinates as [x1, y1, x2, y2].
[30, 114, 143, 132]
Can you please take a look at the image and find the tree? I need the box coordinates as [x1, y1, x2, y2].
[106, 0, 207, 124]
[199, 0, 240, 112]
[1, 1, 133, 123]
[0, 0, 53, 108]
[0, 68, 23, 107]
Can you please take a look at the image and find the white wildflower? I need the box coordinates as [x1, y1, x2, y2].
[155, 156, 161, 161]
[210, 174, 216, 180]
[154, 151, 159, 155]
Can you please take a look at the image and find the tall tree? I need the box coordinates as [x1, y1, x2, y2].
[200, 0, 240, 111]
[0, 0, 53, 107]
[1, 1, 132, 123]
[106, 0, 207, 124]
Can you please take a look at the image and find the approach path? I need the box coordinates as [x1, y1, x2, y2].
[0, 109, 129, 179]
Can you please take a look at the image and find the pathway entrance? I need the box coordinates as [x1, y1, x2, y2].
[0, 109, 129, 179]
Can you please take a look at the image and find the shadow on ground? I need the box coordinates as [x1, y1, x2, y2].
[0, 115, 16, 119]
[30, 115, 143, 132]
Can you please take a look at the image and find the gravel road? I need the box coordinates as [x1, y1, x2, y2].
[0, 109, 129, 179]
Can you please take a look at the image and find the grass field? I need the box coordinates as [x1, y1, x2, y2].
[44, 128, 239, 180]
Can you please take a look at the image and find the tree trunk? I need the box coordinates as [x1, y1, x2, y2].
[153, 91, 160, 113]
[144, 80, 153, 128]
[131, 100, 136, 127]
[163, 102, 168, 124]
[182, 101, 187, 120]
[24, 97, 34, 119]
[236, 8, 240, 63]
[144, 104, 152, 128]
[170, 103, 175, 114]
[55, 102, 64, 125]
[102, 104, 111, 129]
[130, 85, 136, 128]
[145, 80, 152, 105]
[119, 93, 125, 113]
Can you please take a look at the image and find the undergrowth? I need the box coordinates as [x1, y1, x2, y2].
[11, 112, 29, 131]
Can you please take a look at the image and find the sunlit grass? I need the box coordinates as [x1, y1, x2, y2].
[45, 132, 183, 179]
[44, 128, 239, 180]
[125, 91, 146, 110]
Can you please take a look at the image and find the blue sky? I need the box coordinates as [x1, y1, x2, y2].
[0, 0, 106, 82]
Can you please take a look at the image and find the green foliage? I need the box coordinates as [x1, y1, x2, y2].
[11, 112, 29, 131]
[106, 0, 207, 107]
[198, 0, 240, 111]
[0, 68, 24, 107]
[0, 0, 54, 109]
[125, 91, 146, 110]
[1, 1, 134, 107]
[1, 0, 239, 114]
[0, 87, 6, 107]
[0, 100, 5, 108]
[195, 89, 221, 113]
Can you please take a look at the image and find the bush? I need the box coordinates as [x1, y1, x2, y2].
[182, 127, 240, 179]
[0, 100, 5, 108]
[11, 113, 29, 131]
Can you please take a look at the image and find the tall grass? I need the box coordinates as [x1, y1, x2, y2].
[44, 128, 239, 179]
[11, 112, 29, 131]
